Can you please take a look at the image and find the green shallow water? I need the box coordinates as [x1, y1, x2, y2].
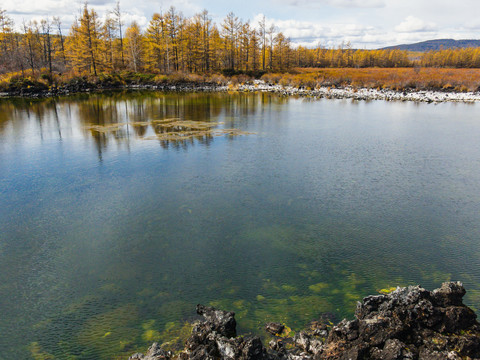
[1, 91, 480, 359]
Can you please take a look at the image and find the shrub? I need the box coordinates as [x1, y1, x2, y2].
[230, 74, 251, 86]
[185, 73, 206, 83]
[153, 74, 168, 83]
[208, 74, 228, 85]
[120, 71, 155, 85]
[96, 73, 125, 87]
[260, 73, 282, 84]
[6, 76, 49, 93]
[64, 76, 94, 91]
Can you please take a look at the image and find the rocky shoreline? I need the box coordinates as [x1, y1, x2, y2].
[2, 80, 480, 103]
[130, 282, 480, 360]
[236, 81, 480, 103]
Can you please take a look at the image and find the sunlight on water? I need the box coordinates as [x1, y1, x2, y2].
[1, 91, 480, 359]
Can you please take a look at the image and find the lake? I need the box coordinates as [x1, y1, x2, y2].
[1, 91, 480, 359]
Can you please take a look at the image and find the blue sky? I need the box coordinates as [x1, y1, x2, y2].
[3, 0, 480, 48]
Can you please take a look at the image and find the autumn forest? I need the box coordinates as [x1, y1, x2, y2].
[1, 3, 480, 87]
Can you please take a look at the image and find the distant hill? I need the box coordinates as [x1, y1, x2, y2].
[381, 39, 480, 51]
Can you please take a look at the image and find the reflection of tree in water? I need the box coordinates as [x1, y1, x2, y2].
[130, 92, 226, 122]
[77, 96, 126, 160]
[0, 101, 17, 133]
[132, 122, 147, 137]
[158, 133, 215, 151]
[79, 92, 252, 154]
[0, 98, 66, 141]
[0, 91, 266, 157]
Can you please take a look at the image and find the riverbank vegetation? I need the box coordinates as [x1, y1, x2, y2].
[2, 67, 480, 96]
[1, 4, 480, 94]
[262, 68, 480, 92]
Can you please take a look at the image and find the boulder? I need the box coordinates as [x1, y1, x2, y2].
[133, 282, 480, 360]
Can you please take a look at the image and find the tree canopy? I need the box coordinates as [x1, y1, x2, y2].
[1, 4, 480, 77]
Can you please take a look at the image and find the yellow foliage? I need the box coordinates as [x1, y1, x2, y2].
[2, 4, 480, 88]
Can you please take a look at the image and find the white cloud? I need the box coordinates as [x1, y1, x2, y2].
[4, 0, 202, 32]
[252, 14, 385, 48]
[4, 0, 76, 15]
[249, 12, 477, 49]
[462, 19, 480, 31]
[394, 16, 437, 33]
[3, 0, 480, 48]
[325, 0, 385, 7]
[277, 0, 385, 8]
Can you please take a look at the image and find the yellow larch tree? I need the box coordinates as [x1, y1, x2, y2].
[66, 4, 103, 75]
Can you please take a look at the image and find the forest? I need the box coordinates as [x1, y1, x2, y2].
[1, 4, 480, 86]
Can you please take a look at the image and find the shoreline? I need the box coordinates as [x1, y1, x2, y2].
[2, 80, 480, 103]
[237, 80, 480, 103]
[130, 282, 480, 360]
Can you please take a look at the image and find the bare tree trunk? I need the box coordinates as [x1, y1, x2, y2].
[114, 1, 125, 67]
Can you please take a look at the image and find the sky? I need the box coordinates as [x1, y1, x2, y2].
[2, 0, 480, 49]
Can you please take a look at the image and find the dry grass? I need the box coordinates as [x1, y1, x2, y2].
[3, 67, 480, 94]
[262, 68, 480, 92]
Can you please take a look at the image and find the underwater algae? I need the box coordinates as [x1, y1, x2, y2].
[3, 92, 480, 360]
[76, 304, 141, 359]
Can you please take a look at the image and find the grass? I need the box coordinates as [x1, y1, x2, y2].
[261, 68, 480, 92]
[0, 70, 231, 94]
[2, 67, 480, 95]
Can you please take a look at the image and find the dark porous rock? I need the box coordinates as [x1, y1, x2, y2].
[292, 331, 324, 356]
[265, 322, 285, 335]
[308, 319, 330, 338]
[269, 338, 285, 353]
[369, 339, 413, 360]
[239, 336, 269, 359]
[133, 282, 480, 360]
[196, 304, 237, 338]
[129, 353, 145, 360]
[319, 282, 480, 360]
[128, 342, 172, 360]
[418, 347, 461, 360]
[431, 282, 466, 307]
[182, 304, 269, 359]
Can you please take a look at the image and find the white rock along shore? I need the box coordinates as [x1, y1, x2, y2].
[3, 79, 480, 103]
[223, 79, 480, 103]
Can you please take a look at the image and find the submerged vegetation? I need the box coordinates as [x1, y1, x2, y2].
[2, 92, 480, 359]
[85, 118, 254, 143]
[131, 283, 480, 360]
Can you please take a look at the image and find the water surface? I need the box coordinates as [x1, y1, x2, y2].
[1, 91, 480, 359]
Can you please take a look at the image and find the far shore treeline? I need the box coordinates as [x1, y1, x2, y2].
[1, 3, 480, 91]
